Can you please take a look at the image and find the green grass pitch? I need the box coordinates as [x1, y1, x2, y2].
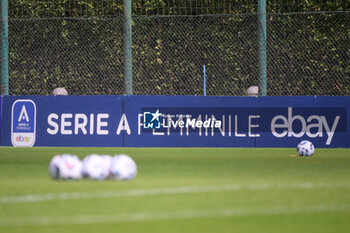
[0, 147, 350, 233]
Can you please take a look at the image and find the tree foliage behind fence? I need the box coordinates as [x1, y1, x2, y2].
[2, 1, 350, 95]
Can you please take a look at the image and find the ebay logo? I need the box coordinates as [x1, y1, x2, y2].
[16, 136, 31, 143]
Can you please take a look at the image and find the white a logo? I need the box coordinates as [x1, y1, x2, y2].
[18, 105, 30, 122]
[11, 99, 37, 147]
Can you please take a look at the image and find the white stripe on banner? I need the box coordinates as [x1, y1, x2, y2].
[1, 182, 350, 204]
[0, 204, 349, 227]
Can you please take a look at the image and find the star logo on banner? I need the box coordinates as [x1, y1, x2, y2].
[151, 109, 162, 123]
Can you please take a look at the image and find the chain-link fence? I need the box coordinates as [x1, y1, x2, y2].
[268, 12, 349, 95]
[132, 15, 258, 96]
[9, 18, 125, 95]
[7, 12, 349, 96]
[2, 1, 350, 95]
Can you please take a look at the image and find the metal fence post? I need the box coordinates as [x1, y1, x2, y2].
[124, 0, 132, 95]
[258, 0, 267, 96]
[1, 0, 9, 95]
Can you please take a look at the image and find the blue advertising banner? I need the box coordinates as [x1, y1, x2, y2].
[0, 96, 349, 148]
[0, 95, 2, 145]
[2, 96, 124, 147]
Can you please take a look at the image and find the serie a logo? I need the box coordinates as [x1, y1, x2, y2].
[11, 100, 37, 147]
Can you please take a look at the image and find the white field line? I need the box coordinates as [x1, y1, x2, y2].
[0, 204, 350, 227]
[1, 182, 350, 205]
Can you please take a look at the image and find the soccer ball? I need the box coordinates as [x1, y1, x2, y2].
[53, 87, 68, 96]
[59, 154, 83, 179]
[246, 86, 259, 96]
[82, 154, 110, 180]
[109, 154, 137, 180]
[49, 154, 82, 180]
[297, 140, 315, 157]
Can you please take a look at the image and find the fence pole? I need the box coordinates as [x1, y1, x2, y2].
[124, 0, 132, 95]
[1, 0, 9, 95]
[258, 0, 267, 96]
[203, 65, 206, 96]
